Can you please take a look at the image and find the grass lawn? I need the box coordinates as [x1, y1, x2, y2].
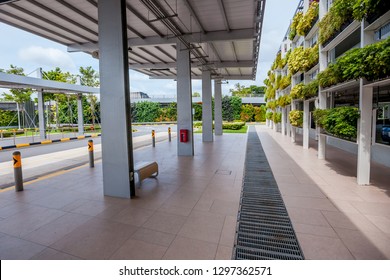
[194, 125, 248, 134]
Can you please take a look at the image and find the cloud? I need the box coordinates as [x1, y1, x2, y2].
[18, 46, 76, 71]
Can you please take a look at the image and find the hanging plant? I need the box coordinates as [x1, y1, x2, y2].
[273, 112, 282, 124]
[278, 95, 292, 107]
[302, 78, 319, 99]
[289, 110, 304, 127]
[297, 1, 319, 36]
[289, 12, 303, 40]
[266, 111, 274, 120]
[288, 47, 305, 74]
[279, 74, 292, 90]
[290, 83, 304, 100]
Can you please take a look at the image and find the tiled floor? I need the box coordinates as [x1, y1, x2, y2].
[0, 126, 389, 260]
[257, 126, 390, 260]
[0, 133, 245, 260]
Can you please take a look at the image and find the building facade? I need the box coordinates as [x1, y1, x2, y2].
[265, 0, 390, 185]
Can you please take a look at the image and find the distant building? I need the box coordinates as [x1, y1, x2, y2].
[130, 92, 150, 99]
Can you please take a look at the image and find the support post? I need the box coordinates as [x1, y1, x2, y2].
[303, 100, 310, 149]
[286, 105, 291, 137]
[202, 70, 213, 142]
[281, 107, 286, 136]
[152, 129, 155, 147]
[36, 68, 46, 140]
[98, 0, 135, 198]
[177, 42, 194, 156]
[77, 93, 84, 136]
[357, 81, 373, 185]
[214, 80, 223, 136]
[168, 127, 172, 141]
[88, 140, 94, 168]
[13, 151, 23, 192]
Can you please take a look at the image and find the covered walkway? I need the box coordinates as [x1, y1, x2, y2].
[1, 126, 390, 259]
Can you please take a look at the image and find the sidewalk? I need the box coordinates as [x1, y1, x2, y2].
[256, 126, 390, 259]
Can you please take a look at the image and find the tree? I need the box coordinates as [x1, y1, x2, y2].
[229, 83, 249, 96]
[192, 92, 200, 97]
[3, 65, 33, 129]
[79, 66, 100, 126]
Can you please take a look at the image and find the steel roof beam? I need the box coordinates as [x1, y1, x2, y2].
[126, 3, 165, 38]
[128, 60, 254, 70]
[181, 0, 206, 33]
[67, 28, 255, 52]
[149, 74, 253, 80]
[217, 0, 230, 32]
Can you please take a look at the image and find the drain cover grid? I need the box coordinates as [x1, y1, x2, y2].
[233, 127, 304, 260]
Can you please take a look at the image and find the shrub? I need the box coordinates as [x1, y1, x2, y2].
[321, 106, 360, 139]
[278, 95, 291, 108]
[279, 74, 292, 90]
[289, 110, 303, 127]
[273, 112, 282, 124]
[313, 109, 329, 127]
[289, 11, 303, 40]
[0, 109, 18, 127]
[266, 111, 274, 121]
[297, 1, 319, 36]
[290, 83, 304, 100]
[222, 122, 245, 130]
[302, 79, 319, 99]
[254, 105, 266, 122]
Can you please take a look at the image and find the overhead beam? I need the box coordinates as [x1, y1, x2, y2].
[182, 0, 206, 33]
[126, 3, 165, 38]
[128, 60, 254, 69]
[67, 28, 255, 52]
[149, 74, 254, 80]
[217, 0, 230, 32]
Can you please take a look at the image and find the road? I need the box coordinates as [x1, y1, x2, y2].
[0, 125, 177, 188]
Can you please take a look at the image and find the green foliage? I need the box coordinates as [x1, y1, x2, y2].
[278, 95, 291, 108]
[281, 50, 291, 69]
[318, 37, 390, 88]
[302, 78, 319, 99]
[0, 109, 18, 127]
[312, 109, 329, 127]
[266, 111, 274, 121]
[279, 74, 292, 90]
[3, 65, 32, 104]
[272, 52, 283, 70]
[317, 107, 360, 139]
[266, 100, 277, 110]
[133, 101, 161, 122]
[230, 96, 242, 120]
[289, 110, 304, 127]
[192, 92, 200, 97]
[289, 11, 303, 40]
[229, 83, 264, 97]
[290, 83, 304, 100]
[240, 104, 255, 122]
[273, 112, 282, 124]
[353, 0, 388, 21]
[222, 122, 245, 130]
[158, 102, 177, 121]
[192, 103, 202, 121]
[222, 96, 234, 121]
[254, 105, 266, 122]
[288, 45, 319, 74]
[296, 1, 319, 36]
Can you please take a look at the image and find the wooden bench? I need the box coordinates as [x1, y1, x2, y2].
[134, 161, 159, 186]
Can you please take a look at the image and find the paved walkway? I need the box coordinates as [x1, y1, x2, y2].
[0, 125, 389, 259]
[257, 126, 390, 259]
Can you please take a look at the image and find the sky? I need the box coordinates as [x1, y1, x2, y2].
[0, 0, 298, 98]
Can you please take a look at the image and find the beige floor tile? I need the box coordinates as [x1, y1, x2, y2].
[31, 248, 81, 260]
[23, 213, 91, 246]
[350, 201, 390, 218]
[219, 215, 237, 247]
[111, 206, 155, 226]
[283, 196, 338, 212]
[287, 207, 331, 227]
[0, 206, 66, 237]
[296, 233, 354, 260]
[0, 202, 40, 219]
[215, 245, 233, 260]
[0, 235, 45, 260]
[334, 227, 390, 259]
[51, 218, 138, 259]
[158, 203, 192, 217]
[278, 183, 326, 198]
[178, 211, 225, 243]
[142, 212, 187, 234]
[163, 236, 218, 260]
[292, 223, 338, 238]
[110, 239, 167, 260]
[322, 211, 382, 233]
[209, 199, 239, 216]
[131, 228, 175, 247]
[364, 215, 390, 234]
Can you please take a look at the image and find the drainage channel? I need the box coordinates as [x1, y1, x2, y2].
[233, 127, 304, 260]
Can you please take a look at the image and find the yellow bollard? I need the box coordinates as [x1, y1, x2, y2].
[13, 151, 23, 191]
[88, 139, 94, 168]
[152, 130, 156, 147]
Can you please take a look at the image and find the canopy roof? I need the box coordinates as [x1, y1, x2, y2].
[0, 0, 266, 80]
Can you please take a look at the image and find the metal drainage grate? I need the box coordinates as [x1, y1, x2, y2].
[233, 127, 304, 260]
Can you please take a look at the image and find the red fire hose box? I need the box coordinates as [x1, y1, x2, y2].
[180, 129, 188, 142]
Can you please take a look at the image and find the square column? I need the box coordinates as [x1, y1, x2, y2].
[202, 70, 213, 142]
[37, 91, 46, 140]
[177, 42, 194, 156]
[286, 105, 291, 137]
[357, 81, 373, 185]
[303, 100, 310, 149]
[98, 0, 135, 198]
[291, 102, 296, 143]
[77, 94, 84, 136]
[214, 80, 223, 136]
[281, 107, 286, 136]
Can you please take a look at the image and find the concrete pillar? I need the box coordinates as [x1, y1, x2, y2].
[303, 100, 310, 149]
[357, 81, 373, 185]
[36, 68, 46, 140]
[98, 0, 135, 198]
[281, 107, 286, 136]
[291, 102, 296, 143]
[202, 70, 213, 142]
[214, 80, 223, 136]
[177, 42, 194, 156]
[286, 105, 291, 137]
[77, 94, 84, 136]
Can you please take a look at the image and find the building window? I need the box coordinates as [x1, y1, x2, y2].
[375, 21, 390, 41]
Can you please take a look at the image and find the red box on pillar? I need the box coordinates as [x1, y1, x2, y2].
[180, 129, 188, 142]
